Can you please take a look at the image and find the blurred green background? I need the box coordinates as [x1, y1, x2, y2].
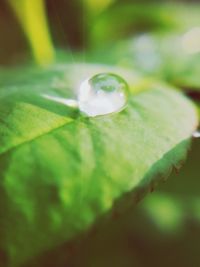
[0, 0, 200, 266]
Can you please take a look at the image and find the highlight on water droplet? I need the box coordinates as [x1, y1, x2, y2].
[78, 73, 129, 117]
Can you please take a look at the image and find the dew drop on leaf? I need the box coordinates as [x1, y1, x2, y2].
[78, 73, 129, 117]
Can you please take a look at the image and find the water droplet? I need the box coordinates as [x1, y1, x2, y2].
[193, 130, 200, 138]
[78, 73, 129, 117]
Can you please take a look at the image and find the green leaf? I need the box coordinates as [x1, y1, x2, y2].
[0, 63, 198, 267]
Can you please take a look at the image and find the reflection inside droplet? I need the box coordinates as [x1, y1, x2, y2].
[78, 73, 129, 117]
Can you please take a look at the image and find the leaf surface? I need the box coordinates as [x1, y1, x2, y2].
[0, 63, 198, 267]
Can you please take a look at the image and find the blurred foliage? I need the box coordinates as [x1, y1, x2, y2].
[8, 0, 55, 65]
[0, 1, 200, 63]
[88, 32, 200, 90]
[0, 0, 27, 65]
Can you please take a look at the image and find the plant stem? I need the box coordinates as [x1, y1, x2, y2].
[8, 0, 55, 66]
